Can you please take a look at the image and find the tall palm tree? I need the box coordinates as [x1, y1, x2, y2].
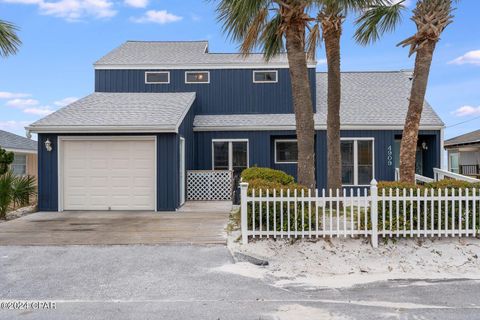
[216, 0, 317, 189]
[397, 0, 455, 183]
[308, 0, 404, 190]
[0, 20, 21, 57]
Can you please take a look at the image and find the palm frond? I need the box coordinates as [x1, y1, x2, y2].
[11, 175, 36, 208]
[260, 13, 285, 60]
[0, 20, 21, 58]
[354, 1, 405, 46]
[306, 22, 321, 60]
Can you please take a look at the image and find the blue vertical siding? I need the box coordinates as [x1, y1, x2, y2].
[37, 134, 59, 211]
[95, 68, 317, 115]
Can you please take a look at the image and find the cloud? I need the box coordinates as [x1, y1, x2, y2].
[1, 0, 116, 21]
[5, 98, 39, 108]
[452, 105, 480, 117]
[54, 96, 78, 107]
[449, 50, 480, 66]
[0, 91, 31, 99]
[124, 0, 147, 8]
[131, 10, 182, 24]
[23, 106, 55, 116]
[0, 120, 31, 135]
[317, 59, 327, 65]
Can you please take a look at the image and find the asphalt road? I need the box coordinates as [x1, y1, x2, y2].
[1, 245, 479, 319]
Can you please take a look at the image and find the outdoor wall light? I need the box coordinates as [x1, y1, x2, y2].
[421, 142, 428, 150]
[45, 138, 52, 152]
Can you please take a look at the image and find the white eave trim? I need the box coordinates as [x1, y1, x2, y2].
[26, 125, 179, 134]
[3, 148, 37, 154]
[193, 124, 445, 132]
[94, 63, 318, 70]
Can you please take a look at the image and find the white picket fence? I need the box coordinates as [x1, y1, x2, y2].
[239, 180, 480, 247]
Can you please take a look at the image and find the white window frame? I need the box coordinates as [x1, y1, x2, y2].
[145, 71, 170, 84]
[185, 71, 210, 84]
[274, 139, 298, 164]
[211, 139, 249, 171]
[340, 137, 375, 186]
[11, 153, 27, 176]
[253, 70, 278, 83]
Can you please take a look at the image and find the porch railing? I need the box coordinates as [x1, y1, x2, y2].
[394, 168, 435, 184]
[460, 165, 480, 177]
[433, 168, 480, 183]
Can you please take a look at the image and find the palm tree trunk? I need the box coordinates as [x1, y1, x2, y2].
[285, 26, 316, 190]
[324, 26, 342, 191]
[399, 41, 436, 183]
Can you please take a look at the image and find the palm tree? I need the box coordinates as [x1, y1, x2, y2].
[308, 0, 404, 190]
[216, 0, 317, 189]
[0, 19, 21, 57]
[396, 0, 455, 183]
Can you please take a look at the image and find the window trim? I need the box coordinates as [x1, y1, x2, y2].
[185, 71, 210, 84]
[274, 139, 298, 164]
[340, 137, 375, 186]
[11, 153, 28, 176]
[211, 139, 249, 171]
[253, 70, 278, 83]
[144, 71, 170, 84]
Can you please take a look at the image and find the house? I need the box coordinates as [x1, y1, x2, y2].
[0, 130, 38, 178]
[26, 41, 444, 212]
[444, 129, 480, 177]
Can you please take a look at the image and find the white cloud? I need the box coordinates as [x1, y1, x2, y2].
[317, 59, 327, 65]
[54, 96, 78, 107]
[0, 91, 31, 99]
[0, 120, 31, 136]
[5, 98, 39, 108]
[131, 10, 182, 24]
[1, 0, 116, 21]
[124, 0, 147, 8]
[449, 50, 480, 66]
[23, 106, 55, 116]
[452, 105, 480, 117]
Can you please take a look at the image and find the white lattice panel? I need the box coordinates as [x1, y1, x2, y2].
[187, 170, 233, 201]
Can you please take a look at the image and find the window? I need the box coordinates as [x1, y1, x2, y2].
[253, 70, 278, 83]
[185, 71, 209, 84]
[11, 154, 26, 176]
[275, 140, 298, 163]
[212, 140, 248, 178]
[449, 152, 459, 173]
[341, 139, 374, 185]
[145, 71, 170, 84]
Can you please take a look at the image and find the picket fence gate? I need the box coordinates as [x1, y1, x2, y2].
[239, 180, 479, 247]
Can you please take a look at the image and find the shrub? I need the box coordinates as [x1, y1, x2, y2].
[425, 179, 480, 190]
[241, 167, 294, 185]
[0, 171, 37, 220]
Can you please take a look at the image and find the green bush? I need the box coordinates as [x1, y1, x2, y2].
[241, 167, 294, 185]
[0, 171, 37, 219]
[371, 181, 480, 235]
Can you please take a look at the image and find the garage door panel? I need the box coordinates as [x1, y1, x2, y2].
[62, 139, 156, 211]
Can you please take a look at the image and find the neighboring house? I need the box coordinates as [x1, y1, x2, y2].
[26, 41, 444, 212]
[444, 129, 480, 178]
[0, 130, 38, 178]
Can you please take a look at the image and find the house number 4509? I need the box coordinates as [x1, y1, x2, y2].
[387, 145, 393, 166]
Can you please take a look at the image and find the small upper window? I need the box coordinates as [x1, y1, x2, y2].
[185, 71, 209, 84]
[145, 71, 170, 84]
[275, 140, 298, 163]
[253, 70, 278, 83]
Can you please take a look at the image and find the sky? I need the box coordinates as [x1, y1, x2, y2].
[0, 0, 479, 141]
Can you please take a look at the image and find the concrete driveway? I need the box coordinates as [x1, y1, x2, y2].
[0, 201, 231, 245]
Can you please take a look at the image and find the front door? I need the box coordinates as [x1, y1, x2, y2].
[212, 140, 248, 180]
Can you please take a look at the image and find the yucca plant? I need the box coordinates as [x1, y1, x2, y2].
[0, 171, 36, 220]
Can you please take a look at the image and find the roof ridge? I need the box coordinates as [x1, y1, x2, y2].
[125, 40, 209, 43]
[316, 70, 412, 74]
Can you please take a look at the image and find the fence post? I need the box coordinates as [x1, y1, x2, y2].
[240, 182, 249, 245]
[370, 179, 378, 248]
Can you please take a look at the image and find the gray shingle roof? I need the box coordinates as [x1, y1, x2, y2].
[0, 130, 37, 152]
[194, 71, 444, 129]
[445, 129, 480, 147]
[27, 92, 196, 133]
[94, 41, 313, 67]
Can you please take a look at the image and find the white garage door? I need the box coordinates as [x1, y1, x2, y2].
[61, 138, 156, 211]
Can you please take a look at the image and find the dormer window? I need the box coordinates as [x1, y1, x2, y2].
[185, 71, 210, 84]
[145, 71, 170, 84]
[253, 70, 278, 83]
